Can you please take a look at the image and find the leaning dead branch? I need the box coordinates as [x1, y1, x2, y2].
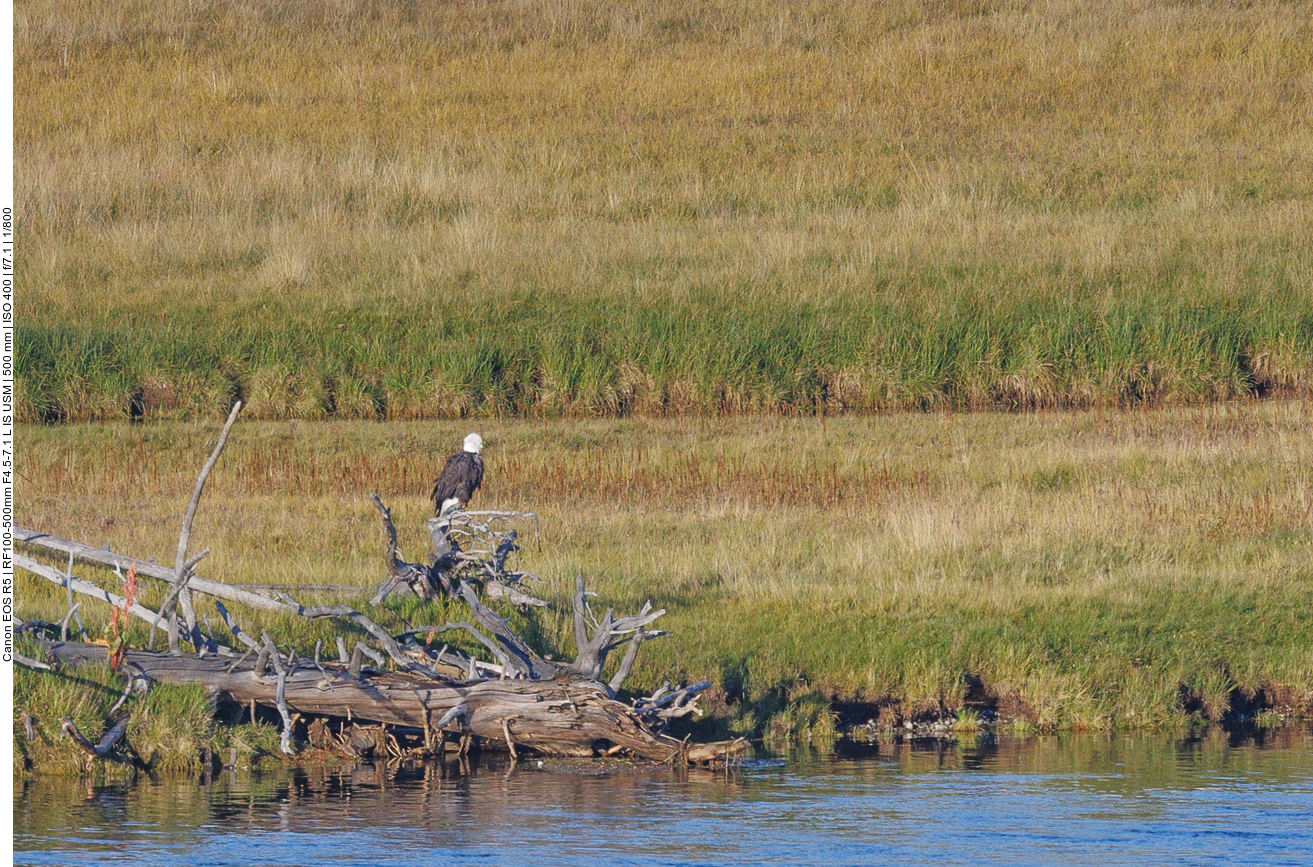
[61, 715, 132, 760]
[15, 527, 295, 614]
[16, 554, 195, 648]
[214, 601, 262, 652]
[158, 400, 243, 654]
[608, 629, 648, 693]
[260, 631, 297, 756]
[60, 551, 86, 641]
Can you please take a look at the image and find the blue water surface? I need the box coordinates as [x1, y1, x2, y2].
[14, 730, 1313, 867]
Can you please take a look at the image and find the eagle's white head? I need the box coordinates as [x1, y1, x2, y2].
[463, 432, 484, 454]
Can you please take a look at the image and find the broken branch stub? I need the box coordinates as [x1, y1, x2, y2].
[571, 577, 667, 683]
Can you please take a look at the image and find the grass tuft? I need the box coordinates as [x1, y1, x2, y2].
[13, 639, 216, 777]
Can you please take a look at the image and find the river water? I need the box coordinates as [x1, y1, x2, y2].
[14, 728, 1313, 867]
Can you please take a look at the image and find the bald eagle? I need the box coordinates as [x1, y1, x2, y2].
[430, 432, 485, 515]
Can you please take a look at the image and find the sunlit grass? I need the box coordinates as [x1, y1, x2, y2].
[14, 402, 1313, 732]
[14, 0, 1313, 420]
[12, 636, 218, 777]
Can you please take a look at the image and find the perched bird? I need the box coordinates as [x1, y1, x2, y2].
[430, 432, 485, 515]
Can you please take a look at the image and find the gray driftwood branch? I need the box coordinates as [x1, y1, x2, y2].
[15, 554, 205, 651]
[15, 527, 293, 614]
[61, 715, 132, 759]
[368, 493, 436, 602]
[571, 577, 667, 684]
[158, 401, 243, 654]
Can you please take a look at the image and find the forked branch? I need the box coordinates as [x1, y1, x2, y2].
[571, 577, 667, 684]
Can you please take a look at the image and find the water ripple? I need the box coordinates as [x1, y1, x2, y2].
[16, 731, 1313, 867]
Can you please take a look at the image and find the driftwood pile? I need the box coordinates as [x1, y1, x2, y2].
[15, 403, 747, 766]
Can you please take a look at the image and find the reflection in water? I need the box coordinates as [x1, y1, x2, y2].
[15, 729, 1313, 866]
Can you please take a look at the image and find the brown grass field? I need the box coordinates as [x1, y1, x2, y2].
[15, 402, 1313, 738]
[13, 0, 1313, 420]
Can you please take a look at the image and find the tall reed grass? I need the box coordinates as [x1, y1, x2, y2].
[14, 0, 1313, 420]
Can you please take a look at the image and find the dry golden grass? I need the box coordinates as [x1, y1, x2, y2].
[15, 401, 1313, 730]
[19, 0, 1312, 310]
[14, 0, 1313, 420]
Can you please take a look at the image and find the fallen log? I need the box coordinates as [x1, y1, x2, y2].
[39, 640, 746, 764]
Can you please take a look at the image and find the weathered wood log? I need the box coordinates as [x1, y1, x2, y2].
[19, 539, 739, 760]
[15, 527, 296, 614]
[39, 641, 747, 764]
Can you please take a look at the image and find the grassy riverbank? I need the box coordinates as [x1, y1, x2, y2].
[14, 404, 1313, 764]
[11, 649, 287, 777]
[15, 0, 1313, 420]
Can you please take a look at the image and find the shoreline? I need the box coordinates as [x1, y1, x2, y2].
[13, 637, 1313, 779]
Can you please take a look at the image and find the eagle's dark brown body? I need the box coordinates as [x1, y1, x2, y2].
[430, 450, 484, 513]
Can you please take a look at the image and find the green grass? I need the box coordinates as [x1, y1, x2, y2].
[760, 685, 840, 748]
[17, 286, 1313, 422]
[13, 636, 219, 777]
[13, 403, 1313, 742]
